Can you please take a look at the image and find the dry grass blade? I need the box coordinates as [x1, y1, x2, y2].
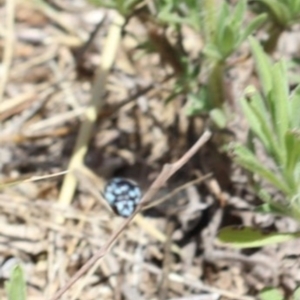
[56, 13, 125, 224]
[133, 214, 182, 255]
[24, 0, 82, 39]
[0, 170, 69, 190]
[50, 130, 212, 300]
[0, 0, 15, 103]
[158, 217, 175, 299]
[0, 91, 38, 116]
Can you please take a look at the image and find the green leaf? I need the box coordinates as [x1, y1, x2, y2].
[292, 0, 300, 14]
[271, 61, 289, 156]
[259, 287, 284, 300]
[202, 43, 222, 61]
[230, 0, 246, 29]
[240, 95, 270, 152]
[293, 162, 300, 184]
[294, 0, 300, 12]
[290, 84, 300, 128]
[248, 36, 273, 98]
[218, 226, 300, 248]
[257, 189, 294, 215]
[240, 94, 282, 164]
[5, 265, 27, 300]
[218, 24, 236, 58]
[200, 0, 218, 43]
[239, 14, 267, 45]
[293, 286, 300, 300]
[290, 193, 300, 221]
[284, 130, 300, 186]
[215, 2, 230, 48]
[209, 108, 227, 129]
[233, 144, 292, 195]
[255, 203, 288, 216]
[158, 10, 185, 26]
[185, 88, 210, 115]
[255, 0, 291, 26]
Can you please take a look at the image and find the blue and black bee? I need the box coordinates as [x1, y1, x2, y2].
[103, 178, 142, 217]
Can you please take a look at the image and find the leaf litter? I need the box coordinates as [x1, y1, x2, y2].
[0, 1, 300, 300]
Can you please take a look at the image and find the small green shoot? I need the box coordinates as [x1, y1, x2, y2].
[193, 0, 267, 116]
[5, 265, 27, 300]
[202, 0, 267, 63]
[259, 287, 284, 300]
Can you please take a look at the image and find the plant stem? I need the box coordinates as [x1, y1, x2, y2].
[207, 62, 225, 108]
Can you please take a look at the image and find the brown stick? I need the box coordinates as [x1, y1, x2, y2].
[50, 130, 212, 300]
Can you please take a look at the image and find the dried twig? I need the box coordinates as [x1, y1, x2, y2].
[50, 130, 212, 300]
[144, 173, 212, 210]
[75, 15, 107, 63]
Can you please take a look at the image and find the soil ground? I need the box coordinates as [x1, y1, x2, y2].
[0, 1, 300, 300]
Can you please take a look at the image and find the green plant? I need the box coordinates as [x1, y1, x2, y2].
[156, 0, 266, 58]
[156, 0, 266, 124]
[155, 0, 202, 30]
[202, 0, 266, 63]
[88, 0, 266, 125]
[218, 36, 300, 248]
[254, 0, 300, 28]
[252, 0, 300, 52]
[5, 265, 27, 300]
[186, 0, 266, 122]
